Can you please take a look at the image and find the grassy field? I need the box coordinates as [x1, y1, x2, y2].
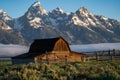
[0, 59, 120, 80]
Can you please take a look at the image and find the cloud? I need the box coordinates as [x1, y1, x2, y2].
[0, 44, 29, 57]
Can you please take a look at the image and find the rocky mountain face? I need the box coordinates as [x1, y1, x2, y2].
[0, 10, 25, 44]
[0, 1, 120, 45]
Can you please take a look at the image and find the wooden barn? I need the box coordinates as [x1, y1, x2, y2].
[12, 37, 85, 64]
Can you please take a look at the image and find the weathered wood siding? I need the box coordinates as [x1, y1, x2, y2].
[68, 52, 85, 62]
[35, 38, 71, 63]
[53, 38, 70, 52]
[35, 52, 85, 63]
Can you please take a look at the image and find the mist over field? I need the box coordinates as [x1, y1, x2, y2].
[0, 44, 29, 57]
[70, 43, 120, 53]
[0, 43, 120, 57]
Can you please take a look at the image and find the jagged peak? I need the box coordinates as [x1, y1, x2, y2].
[52, 7, 69, 15]
[0, 9, 12, 21]
[54, 7, 64, 13]
[76, 6, 94, 18]
[99, 15, 108, 21]
[0, 9, 7, 15]
[28, 1, 41, 11]
[27, 1, 48, 17]
[31, 1, 41, 7]
[0, 9, 5, 13]
[77, 6, 89, 13]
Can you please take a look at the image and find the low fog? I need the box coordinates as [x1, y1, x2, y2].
[0, 44, 29, 57]
[0, 43, 120, 57]
[70, 43, 120, 53]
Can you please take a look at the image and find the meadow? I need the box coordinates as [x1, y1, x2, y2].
[0, 59, 120, 80]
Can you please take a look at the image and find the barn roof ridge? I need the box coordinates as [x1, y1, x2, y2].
[34, 37, 62, 41]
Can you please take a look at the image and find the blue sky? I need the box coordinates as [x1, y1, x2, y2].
[0, 0, 120, 21]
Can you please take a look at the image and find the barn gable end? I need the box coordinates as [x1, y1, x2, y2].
[53, 38, 70, 51]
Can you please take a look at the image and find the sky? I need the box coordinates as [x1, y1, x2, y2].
[0, 0, 120, 21]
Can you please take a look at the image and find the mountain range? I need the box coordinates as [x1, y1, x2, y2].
[0, 1, 120, 45]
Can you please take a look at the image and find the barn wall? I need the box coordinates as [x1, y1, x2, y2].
[34, 51, 85, 63]
[34, 52, 68, 63]
[68, 53, 85, 62]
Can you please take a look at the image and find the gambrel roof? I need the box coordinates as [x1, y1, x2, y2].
[29, 37, 70, 53]
[12, 37, 71, 59]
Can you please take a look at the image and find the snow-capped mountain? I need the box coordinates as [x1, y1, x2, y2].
[0, 1, 120, 45]
[49, 7, 69, 26]
[0, 9, 13, 30]
[0, 9, 12, 21]
[0, 10, 25, 44]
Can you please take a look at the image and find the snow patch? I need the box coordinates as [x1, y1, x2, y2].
[88, 18, 96, 26]
[29, 17, 42, 28]
[87, 27, 96, 32]
[101, 16, 108, 21]
[32, 1, 41, 7]
[1, 26, 12, 30]
[55, 7, 69, 15]
[72, 15, 87, 26]
[30, 17, 41, 23]
[108, 23, 112, 26]
[0, 9, 12, 21]
[106, 29, 114, 33]
[29, 1, 48, 16]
